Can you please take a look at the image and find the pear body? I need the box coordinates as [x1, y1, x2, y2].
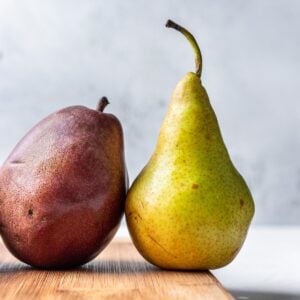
[126, 73, 254, 270]
[0, 105, 127, 268]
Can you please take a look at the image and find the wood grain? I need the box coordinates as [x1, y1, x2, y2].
[0, 239, 232, 299]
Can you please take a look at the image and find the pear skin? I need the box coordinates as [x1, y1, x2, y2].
[125, 21, 254, 270]
[0, 98, 128, 268]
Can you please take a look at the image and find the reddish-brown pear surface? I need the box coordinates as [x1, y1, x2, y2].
[0, 98, 128, 268]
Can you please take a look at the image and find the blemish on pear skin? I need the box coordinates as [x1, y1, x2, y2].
[239, 199, 244, 208]
[230, 247, 239, 257]
[131, 211, 142, 222]
[28, 208, 34, 217]
[14, 234, 22, 243]
[147, 233, 178, 259]
[192, 183, 199, 190]
[10, 160, 24, 165]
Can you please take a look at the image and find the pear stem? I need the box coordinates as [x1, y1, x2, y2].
[166, 19, 202, 78]
[97, 97, 110, 112]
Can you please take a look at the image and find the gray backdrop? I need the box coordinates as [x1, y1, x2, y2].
[0, 1, 299, 224]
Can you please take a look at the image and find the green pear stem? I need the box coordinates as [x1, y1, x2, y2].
[166, 19, 202, 78]
[97, 97, 109, 112]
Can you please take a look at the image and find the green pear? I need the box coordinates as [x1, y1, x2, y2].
[125, 20, 255, 270]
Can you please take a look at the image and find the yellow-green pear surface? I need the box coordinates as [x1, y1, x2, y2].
[125, 20, 255, 270]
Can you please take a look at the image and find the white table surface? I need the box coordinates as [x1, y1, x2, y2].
[117, 225, 300, 300]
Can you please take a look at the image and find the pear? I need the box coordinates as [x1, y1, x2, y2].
[125, 20, 254, 270]
[0, 98, 128, 268]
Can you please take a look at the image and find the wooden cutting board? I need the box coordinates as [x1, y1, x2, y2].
[0, 239, 232, 299]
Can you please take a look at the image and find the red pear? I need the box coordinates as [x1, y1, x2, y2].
[0, 98, 128, 268]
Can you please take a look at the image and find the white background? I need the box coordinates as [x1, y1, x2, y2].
[0, 0, 299, 224]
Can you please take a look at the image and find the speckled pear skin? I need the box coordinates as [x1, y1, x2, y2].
[0, 104, 128, 268]
[125, 72, 254, 270]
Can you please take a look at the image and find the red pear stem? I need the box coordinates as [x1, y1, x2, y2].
[97, 97, 110, 112]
